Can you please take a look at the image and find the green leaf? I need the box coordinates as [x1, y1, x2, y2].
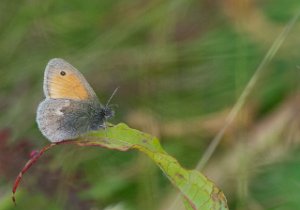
[77, 123, 228, 210]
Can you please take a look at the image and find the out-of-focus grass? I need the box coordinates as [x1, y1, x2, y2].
[250, 150, 300, 210]
[1, 0, 300, 210]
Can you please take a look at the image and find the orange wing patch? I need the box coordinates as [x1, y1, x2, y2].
[47, 72, 90, 100]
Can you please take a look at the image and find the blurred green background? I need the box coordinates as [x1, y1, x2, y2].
[1, 0, 300, 209]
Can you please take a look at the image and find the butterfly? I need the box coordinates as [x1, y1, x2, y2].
[36, 58, 116, 142]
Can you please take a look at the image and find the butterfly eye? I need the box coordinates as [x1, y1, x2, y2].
[60, 71, 66, 76]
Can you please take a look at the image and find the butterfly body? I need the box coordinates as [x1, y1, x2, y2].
[36, 58, 114, 142]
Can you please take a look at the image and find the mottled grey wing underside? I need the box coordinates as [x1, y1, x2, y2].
[36, 99, 92, 142]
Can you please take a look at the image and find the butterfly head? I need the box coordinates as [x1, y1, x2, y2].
[92, 87, 118, 129]
[100, 105, 114, 120]
[102, 87, 118, 121]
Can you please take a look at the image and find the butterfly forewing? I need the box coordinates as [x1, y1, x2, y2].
[44, 58, 96, 100]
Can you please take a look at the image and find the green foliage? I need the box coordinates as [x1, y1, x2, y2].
[81, 123, 228, 209]
[250, 150, 300, 210]
[12, 123, 227, 210]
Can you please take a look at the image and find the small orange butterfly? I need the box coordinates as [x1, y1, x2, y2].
[36, 58, 116, 142]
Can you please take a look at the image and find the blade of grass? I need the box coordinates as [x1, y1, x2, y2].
[197, 9, 300, 170]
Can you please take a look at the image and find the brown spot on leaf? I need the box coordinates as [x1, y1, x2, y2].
[175, 172, 184, 179]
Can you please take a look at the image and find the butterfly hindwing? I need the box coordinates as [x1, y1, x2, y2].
[36, 99, 94, 142]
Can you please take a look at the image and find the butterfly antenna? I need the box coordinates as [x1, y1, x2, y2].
[106, 87, 119, 107]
